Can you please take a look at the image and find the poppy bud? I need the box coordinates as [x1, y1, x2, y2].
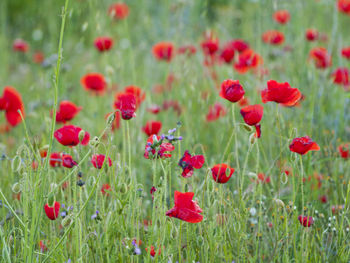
[243, 124, 253, 132]
[11, 182, 21, 194]
[78, 130, 86, 142]
[61, 215, 73, 227]
[274, 198, 285, 208]
[249, 133, 256, 145]
[49, 183, 58, 192]
[106, 112, 115, 125]
[89, 136, 100, 147]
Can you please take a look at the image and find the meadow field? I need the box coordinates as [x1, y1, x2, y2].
[0, 0, 350, 262]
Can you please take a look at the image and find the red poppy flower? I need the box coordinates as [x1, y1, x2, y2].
[289, 136, 320, 155]
[39, 240, 48, 252]
[55, 100, 82, 123]
[106, 111, 121, 131]
[231, 39, 249, 53]
[0, 86, 25, 127]
[166, 191, 203, 223]
[33, 51, 45, 64]
[178, 150, 205, 178]
[238, 97, 249, 107]
[94, 37, 114, 52]
[211, 164, 235, 184]
[145, 246, 161, 257]
[201, 37, 219, 56]
[114, 93, 136, 120]
[44, 201, 60, 220]
[234, 49, 262, 74]
[261, 80, 302, 107]
[219, 44, 235, 64]
[152, 42, 174, 62]
[108, 2, 129, 20]
[262, 30, 285, 45]
[240, 104, 263, 138]
[206, 103, 227, 122]
[309, 47, 332, 69]
[177, 45, 197, 56]
[142, 121, 162, 136]
[338, 0, 350, 15]
[101, 183, 112, 195]
[81, 73, 107, 95]
[144, 135, 175, 159]
[147, 105, 161, 114]
[331, 67, 350, 88]
[341, 47, 350, 59]
[305, 29, 319, 41]
[54, 125, 90, 146]
[49, 152, 62, 167]
[298, 215, 314, 227]
[319, 195, 328, 203]
[61, 154, 78, 168]
[124, 85, 145, 108]
[338, 144, 349, 159]
[91, 154, 112, 169]
[273, 10, 290, 24]
[220, 79, 245, 103]
[13, 39, 29, 53]
[257, 173, 271, 184]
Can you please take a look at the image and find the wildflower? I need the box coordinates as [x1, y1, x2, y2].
[298, 215, 314, 227]
[201, 37, 219, 56]
[145, 246, 161, 257]
[13, 39, 29, 52]
[108, 2, 129, 20]
[338, 0, 350, 15]
[211, 164, 235, 184]
[219, 43, 235, 64]
[178, 150, 205, 178]
[331, 68, 349, 90]
[262, 30, 285, 45]
[341, 47, 350, 59]
[39, 240, 47, 252]
[234, 49, 262, 74]
[289, 136, 320, 155]
[61, 154, 78, 168]
[240, 104, 263, 138]
[114, 93, 136, 120]
[309, 47, 332, 69]
[152, 42, 174, 62]
[273, 10, 290, 24]
[0, 86, 25, 127]
[338, 144, 349, 159]
[54, 125, 90, 146]
[33, 51, 45, 64]
[49, 152, 62, 167]
[91, 210, 100, 220]
[144, 135, 175, 159]
[94, 37, 114, 52]
[124, 85, 145, 108]
[220, 79, 245, 103]
[142, 121, 162, 136]
[231, 39, 249, 53]
[305, 29, 319, 41]
[44, 201, 60, 220]
[91, 154, 112, 169]
[261, 80, 302, 107]
[206, 103, 227, 122]
[54, 100, 82, 123]
[81, 73, 107, 95]
[166, 191, 203, 223]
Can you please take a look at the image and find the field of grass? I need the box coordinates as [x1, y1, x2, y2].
[0, 0, 350, 262]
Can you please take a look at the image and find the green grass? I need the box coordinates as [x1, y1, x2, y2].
[0, 0, 350, 262]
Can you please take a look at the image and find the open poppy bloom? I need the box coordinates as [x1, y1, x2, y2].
[81, 73, 107, 95]
[178, 150, 205, 178]
[261, 80, 302, 107]
[166, 191, 203, 223]
[124, 85, 145, 108]
[0, 86, 25, 127]
[101, 183, 112, 195]
[91, 154, 112, 169]
[234, 49, 262, 74]
[262, 30, 285, 45]
[298, 215, 314, 227]
[152, 42, 174, 62]
[145, 246, 161, 257]
[142, 121, 162, 136]
[61, 154, 78, 168]
[49, 152, 62, 167]
[201, 37, 219, 56]
[338, 0, 350, 15]
[108, 2, 129, 20]
[206, 103, 227, 122]
[338, 144, 349, 159]
[240, 104, 263, 138]
[289, 136, 320, 155]
[144, 135, 175, 159]
[44, 201, 60, 220]
[305, 29, 319, 41]
[211, 164, 235, 184]
[219, 44, 235, 64]
[114, 93, 136, 120]
[220, 79, 245, 103]
[331, 67, 349, 90]
[273, 10, 290, 24]
[341, 47, 350, 59]
[54, 125, 90, 146]
[94, 37, 113, 52]
[13, 39, 29, 52]
[309, 47, 332, 69]
[55, 100, 82, 123]
[231, 39, 249, 53]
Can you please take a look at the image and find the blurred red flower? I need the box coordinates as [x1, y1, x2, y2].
[338, 0, 350, 15]
[101, 183, 112, 195]
[331, 67, 349, 89]
[206, 103, 227, 122]
[44, 201, 60, 220]
[94, 37, 114, 52]
[61, 154, 78, 168]
[309, 47, 332, 69]
[341, 47, 350, 59]
[338, 144, 349, 159]
[108, 2, 129, 20]
[91, 154, 112, 169]
[178, 150, 205, 178]
[13, 39, 29, 53]
[55, 100, 82, 123]
[298, 215, 314, 227]
[273, 10, 290, 24]
[305, 29, 319, 42]
[234, 49, 262, 74]
[211, 163, 235, 184]
[152, 42, 174, 62]
[81, 73, 107, 95]
[262, 30, 285, 45]
[124, 85, 145, 108]
[220, 79, 245, 103]
[0, 86, 25, 127]
[142, 120, 162, 136]
[144, 135, 175, 159]
[114, 93, 136, 120]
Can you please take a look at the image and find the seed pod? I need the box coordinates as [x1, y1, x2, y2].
[12, 182, 22, 193]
